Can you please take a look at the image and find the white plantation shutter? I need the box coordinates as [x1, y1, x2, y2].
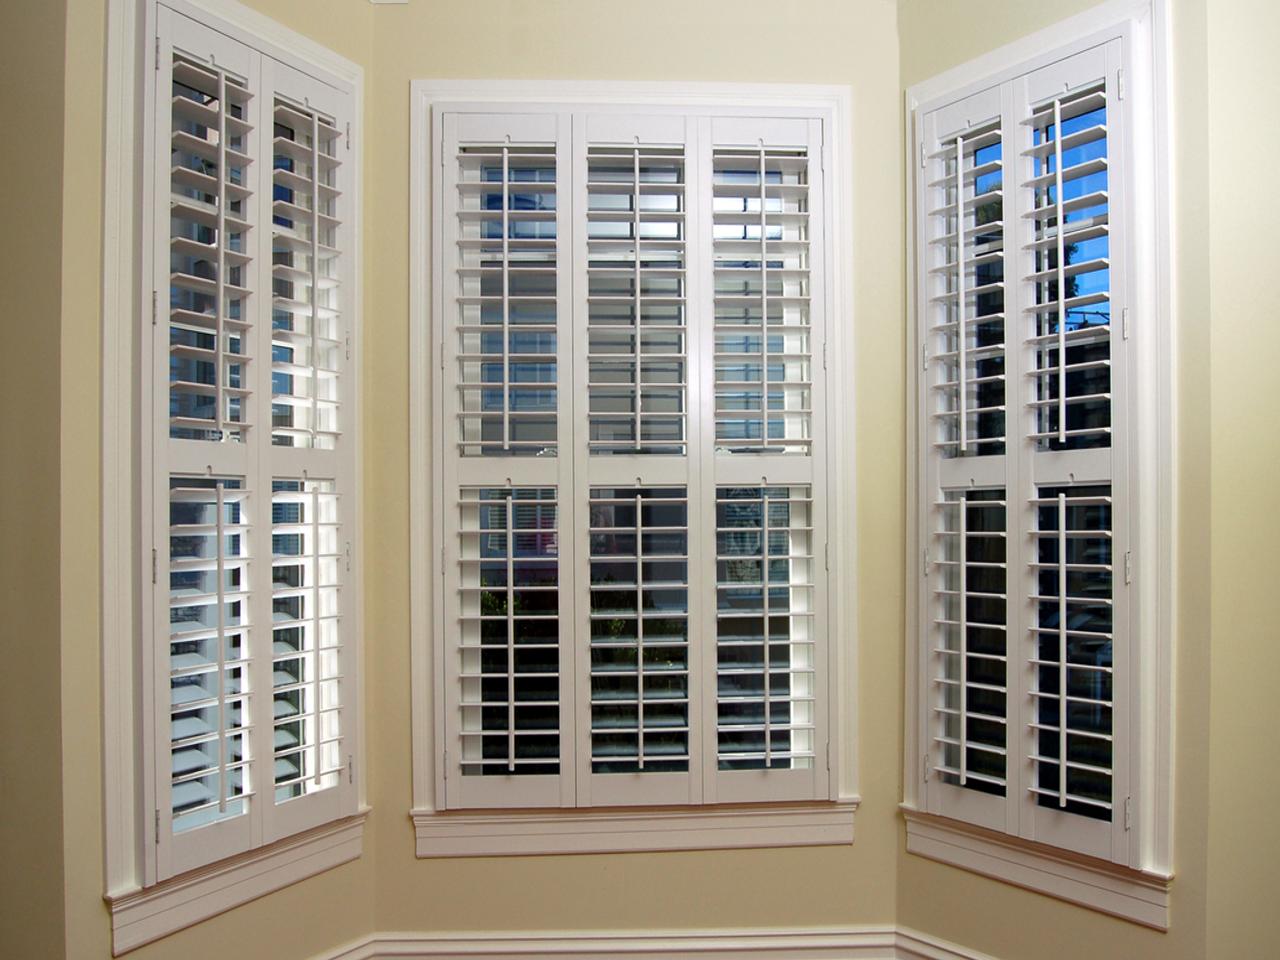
[432, 103, 833, 809]
[146, 7, 358, 879]
[915, 40, 1132, 861]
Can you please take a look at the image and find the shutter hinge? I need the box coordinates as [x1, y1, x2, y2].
[346, 121, 351, 151]
[154, 809, 160, 844]
[1124, 550, 1133, 585]
[921, 343, 928, 371]
[922, 547, 930, 577]
[824, 541, 830, 571]
[443, 749, 449, 779]
[345, 335, 352, 361]
[1122, 306, 1130, 340]
[923, 752, 931, 781]
[825, 740, 831, 771]
[1117, 68, 1126, 101]
[345, 540, 352, 572]
[1124, 795, 1132, 830]
[919, 141, 926, 169]
[440, 545, 446, 573]
[154, 35, 160, 71]
[347, 754, 354, 784]
[152, 289, 158, 327]
[151, 547, 158, 584]
[439, 341, 445, 371]
[821, 340, 828, 371]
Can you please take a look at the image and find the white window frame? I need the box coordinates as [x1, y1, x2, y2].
[902, 0, 1174, 928]
[409, 80, 859, 856]
[101, 0, 365, 952]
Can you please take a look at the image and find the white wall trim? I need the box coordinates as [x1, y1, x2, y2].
[902, 808, 1172, 930]
[315, 926, 998, 960]
[411, 799, 858, 858]
[107, 812, 367, 955]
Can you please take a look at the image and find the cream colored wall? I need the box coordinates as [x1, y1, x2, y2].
[1204, 0, 1280, 956]
[363, 0, 906, 935]
[896, 1, 1221, 959]
[1, 2, 70, 958]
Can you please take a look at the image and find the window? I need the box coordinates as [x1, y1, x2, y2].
[102, 0, 364, 950]
[905, 3, 1173, 928]
[411, 85, 855, 848]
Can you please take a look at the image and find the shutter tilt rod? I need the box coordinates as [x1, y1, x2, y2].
[1057, 491, 1068, 808]
[633, 148, 643, 452]
[215, 480, 228, 813]
[311, 484, 323, 786]
[958, 494, 968, 786]
[309, 110, 321, 447]
[505, 488, 515, 773]
[501, 145, 511, 453]
[635, 489, 645, 770]
[214, 69, 227, 441]
[955, 134, 967, 454]
[761, 486, 772, 767]
[758, 146, 770, 451]
[1053, 100, 1067, 445]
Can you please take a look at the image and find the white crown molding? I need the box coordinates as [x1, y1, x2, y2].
[902, 809, 1171, 930]
[412, 800, 858, 858]
[107, 812, 367, 955]
[315, 926, 998, 960]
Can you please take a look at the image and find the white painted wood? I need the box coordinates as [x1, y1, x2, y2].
[411, 799, 857, 857]
[108, 812, 366, 955]
[902, 808, 1170, 929]
[101, 0, 366, 934]
[314, 925, 997, 960]
[904, 0, 1174, 891]
[409, 81, 855, 823]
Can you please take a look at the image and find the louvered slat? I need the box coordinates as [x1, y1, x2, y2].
[926, 118, 1006, 457]
[1025, 84, 1112, 451]
[168, 55, 254, 442]
[715, 485, 815, 769]
[712, 148, 812, 453]
[457, 487, 560, 774]
[455, 145, 558, 456]
[1029, 486, 1114, 820]
[588, 486, 690, 772]
[270, 479, 344, 800]
[167, 476, 252, 832]
[270, 98, 343, 449]
[586, 147, 687, 455]
[930, 490, 1007, 794]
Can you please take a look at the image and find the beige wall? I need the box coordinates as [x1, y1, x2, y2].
[1, 2, 70, 958]
[13, 0, 1276, 956]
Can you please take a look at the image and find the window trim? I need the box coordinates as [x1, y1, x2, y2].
[101, 0, 366, 949]
[901, 0, 1174, 921]
[409, 80, 858, 848]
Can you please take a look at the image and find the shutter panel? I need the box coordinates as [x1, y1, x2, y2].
[148, 11, 357, 876]
[703, 117, 828, 804]
[1014, 40, 1128, 860]
[915, 39, 1131, 860]
[573, 115, 700, 806]
[918, 85, 1012, 832]
[440, 112, 575, 807]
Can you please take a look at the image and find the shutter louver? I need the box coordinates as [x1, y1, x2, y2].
[168, 56, 255, 442]
[714, 485, 815, 771]
[167, 476, 252, 833]
[930, 490, 1007, 794]
[712, 148, 812, 454]
[455, 144, 559, 457]
[457, 487, 561, 776]
[588, 486, 690, 773]
[586, 146, 687, 455]
[270, 100, 344, 449]
[1029, 487, 1114, 820]
[270, 479, 343, 801]
[1024, 85, 1112, 449]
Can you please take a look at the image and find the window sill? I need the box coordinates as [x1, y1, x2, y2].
[901, 807, 1172, 929]
[411, 799, 858, 858]
[105, 810, 367, 955]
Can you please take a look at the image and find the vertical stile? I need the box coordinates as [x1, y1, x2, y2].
[954, 134, 966, 453]
[1057, 490, 1068, 807]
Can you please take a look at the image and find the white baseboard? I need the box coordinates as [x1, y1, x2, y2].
[316, 926, 998, 960]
